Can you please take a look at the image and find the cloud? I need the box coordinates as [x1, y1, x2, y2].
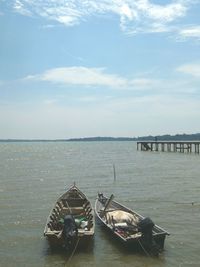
[120, 0, 188, 34]
[43, 99, 58, 105]
[10, 0, 195, 35]
[178, 25, 200, 40]
[177, 63, 200, 77]
[129, 78, 160, 89]
[24, 67, 134, 88]
[40, 24, 56, 29]
[23, 66, 162, 91]
[39, 67, 128, 88]
[23, 65, 200, 94]
[13, 0, 32, 16]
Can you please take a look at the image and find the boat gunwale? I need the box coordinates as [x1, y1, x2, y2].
[94, 194, 170, 241]
[44, 184, 95, 236]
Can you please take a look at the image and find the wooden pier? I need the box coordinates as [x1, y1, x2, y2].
[137, 141, 200, 154]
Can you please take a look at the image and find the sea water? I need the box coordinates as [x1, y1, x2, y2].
[0, 141, 200, 267]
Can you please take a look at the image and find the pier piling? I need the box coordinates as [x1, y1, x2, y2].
[137, 141, 200, 154]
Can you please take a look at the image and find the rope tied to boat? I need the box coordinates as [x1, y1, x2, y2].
[64, 237, 80, 266]
[137, 237, 161, 257]
[137, 239, 150, 257]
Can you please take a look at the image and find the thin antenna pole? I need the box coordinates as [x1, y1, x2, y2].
[113, 163, 116, 181]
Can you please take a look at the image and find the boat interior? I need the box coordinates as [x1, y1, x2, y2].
[47, 198, 94, 233]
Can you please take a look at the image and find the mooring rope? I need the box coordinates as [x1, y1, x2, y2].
[63, 199, 78, 266]
[64, 237, 80, 266]
[137, 239, 150, 257]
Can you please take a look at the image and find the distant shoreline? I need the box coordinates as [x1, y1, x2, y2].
[1, 133, 200, 142]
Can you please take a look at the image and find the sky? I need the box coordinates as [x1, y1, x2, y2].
[0, 0, 200, 139]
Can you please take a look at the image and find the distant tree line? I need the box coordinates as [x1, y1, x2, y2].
[67, 133, 200, 142]
[67, 136, 134, 141]
[1, 133, 200, 142]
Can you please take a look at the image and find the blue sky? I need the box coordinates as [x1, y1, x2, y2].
[0, 0, 200, 139]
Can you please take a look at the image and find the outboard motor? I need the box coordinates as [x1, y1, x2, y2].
[138, 217, 159, 255]
[63, 215, 78, 250]
[138, 217, 154, 243]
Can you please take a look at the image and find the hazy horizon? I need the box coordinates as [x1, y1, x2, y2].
[1, 132, 200, 141]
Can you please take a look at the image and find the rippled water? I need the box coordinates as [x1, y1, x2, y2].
[0, 141, 200, 267]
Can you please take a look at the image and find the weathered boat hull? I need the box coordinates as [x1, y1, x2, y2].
[46, 232, 94, 250]
[95, 193, 169, 255]
[44, 184, 95, 251]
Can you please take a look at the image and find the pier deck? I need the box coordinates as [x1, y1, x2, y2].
[137, 141, 200, 154]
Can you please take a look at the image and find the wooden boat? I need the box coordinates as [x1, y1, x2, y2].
[44, 184, 94, 250]
[95, 193, 169, 256]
